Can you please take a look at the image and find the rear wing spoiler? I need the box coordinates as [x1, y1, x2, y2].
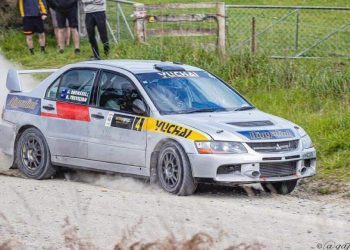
[6, 68, 58, 92]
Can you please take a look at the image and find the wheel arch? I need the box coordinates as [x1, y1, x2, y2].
[12, 124, 43, 168]
[149, 137, 191, 184]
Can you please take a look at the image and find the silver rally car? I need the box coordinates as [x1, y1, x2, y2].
[0, 60, 316, 195]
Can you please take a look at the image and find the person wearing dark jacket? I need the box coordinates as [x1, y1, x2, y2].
[81, 0, 109, 59]
[19, 0, 48, 55]
[47, 0, 80, 54]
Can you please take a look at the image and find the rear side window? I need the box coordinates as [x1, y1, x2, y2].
[45, 69, 98, 105]
[58, 69, 97, 104]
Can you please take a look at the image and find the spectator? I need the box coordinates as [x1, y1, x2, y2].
[81, 0, 109, 60]
[49, 8, 71, 47]
[19, 0, 48, 55]
[47, 0, 80, 54]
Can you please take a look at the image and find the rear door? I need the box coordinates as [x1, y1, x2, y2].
[88, 69, 147, 167]
[42, 68, 98, 159]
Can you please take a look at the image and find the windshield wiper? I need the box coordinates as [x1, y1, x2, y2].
[234, 106, 255, 111]
[179, 108, 226, 114]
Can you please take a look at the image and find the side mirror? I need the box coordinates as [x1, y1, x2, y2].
[132, 99, 147, 115]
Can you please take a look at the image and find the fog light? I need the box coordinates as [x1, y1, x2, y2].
[304, 159, 311, 168]
[217, 165, 241, 175]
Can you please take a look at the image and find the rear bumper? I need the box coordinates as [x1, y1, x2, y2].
[0, 119, 16, 165]
[188, 148, 316, 183]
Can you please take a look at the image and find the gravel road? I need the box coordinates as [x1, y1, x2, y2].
[0, 55, 349, 249]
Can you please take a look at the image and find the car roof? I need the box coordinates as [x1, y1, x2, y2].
[83, 59, 203, 74]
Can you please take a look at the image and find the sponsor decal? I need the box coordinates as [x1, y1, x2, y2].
[155, 120, 192, 138]
[158, 71, 199, 79]
[105, 112, 146, 131]
[104, 113, 209, 140]
[60, 88, 89, 103]
[146, 118, 209, 140]
[41, 102, 90, 122]
[238, 129, 295, 140]
[6, 95, 41, 115]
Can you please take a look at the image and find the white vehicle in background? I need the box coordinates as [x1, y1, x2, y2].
[0, 60, 316, 195]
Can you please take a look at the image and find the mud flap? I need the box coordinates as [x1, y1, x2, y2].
[0, 119, 16, 165]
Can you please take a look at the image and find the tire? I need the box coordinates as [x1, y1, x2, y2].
[157, 141, 197, 196]
[261, 180, 298, 195]
[15, 127, 56, 180]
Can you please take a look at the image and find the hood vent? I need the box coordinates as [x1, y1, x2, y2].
[228, 120, 274, 127]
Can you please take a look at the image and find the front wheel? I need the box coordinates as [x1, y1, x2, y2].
[16, 128, 56, 179]
[157, 141, 197, 196]
[261, 180, 298, 195]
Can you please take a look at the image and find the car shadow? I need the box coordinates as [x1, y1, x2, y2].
[195, 183, 271, 198]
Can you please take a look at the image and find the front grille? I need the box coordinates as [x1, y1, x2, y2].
[247, 140, 299, 153]
[260, 161, 297, 177]
[228, 120, 274, 127]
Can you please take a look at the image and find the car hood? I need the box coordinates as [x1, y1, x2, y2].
[162, 109, 302, 142]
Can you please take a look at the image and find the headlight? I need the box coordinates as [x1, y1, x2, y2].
[195, 141, 248, 154]
[301, 135, 313, 149]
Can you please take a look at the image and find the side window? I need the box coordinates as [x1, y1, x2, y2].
[45, 77, 60, 99]
[97, 71, 140, 113]
[57, 69, 97, 104]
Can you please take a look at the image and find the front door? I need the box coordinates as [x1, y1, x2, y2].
[88, 70, 147, 167]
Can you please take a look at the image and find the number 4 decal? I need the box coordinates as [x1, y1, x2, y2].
[133, 117, 145, 131]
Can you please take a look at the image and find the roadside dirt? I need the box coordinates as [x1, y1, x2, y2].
[0, 170, 350, 249]
[1, 55, 349, 249]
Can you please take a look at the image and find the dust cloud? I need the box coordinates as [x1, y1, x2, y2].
[64, 170, 161, 194]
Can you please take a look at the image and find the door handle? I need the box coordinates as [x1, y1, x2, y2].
[91, 113, 105, 119]
[42, 105, 55, 111]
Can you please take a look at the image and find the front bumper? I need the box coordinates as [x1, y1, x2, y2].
[188, 147, 316, 184]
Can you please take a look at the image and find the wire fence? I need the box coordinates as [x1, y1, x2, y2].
[226, 5, 350, 58]
[103, 1, 350, 58]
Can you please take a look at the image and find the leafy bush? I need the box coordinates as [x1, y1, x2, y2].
[0, 1, 21, 28]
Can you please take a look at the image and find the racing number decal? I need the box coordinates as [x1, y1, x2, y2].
[133, 117, 146, 131]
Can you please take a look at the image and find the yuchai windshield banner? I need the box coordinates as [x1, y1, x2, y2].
[238, 129, 295, 140]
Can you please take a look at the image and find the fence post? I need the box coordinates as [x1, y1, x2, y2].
[134, 3, 146, 43]
[251, 17, 257, 54]
[294, 9, 300, 53]
[78, 1, 87, 37]
[117, 3, 121, 41]
[216, 2, 226, 56]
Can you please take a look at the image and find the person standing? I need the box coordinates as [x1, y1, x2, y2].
[19, 0, 48, 55]
[81, 0, 109, 60]
[49, 8, 71, 47]
[47, 0, 80, 54]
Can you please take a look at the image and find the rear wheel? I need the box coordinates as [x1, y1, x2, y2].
[261, 180, 298, 195]
[16, 128, 56, 179]
[157, 141, 197, 196]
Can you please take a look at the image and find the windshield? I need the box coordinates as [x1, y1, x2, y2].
[136, 71, 252, 114]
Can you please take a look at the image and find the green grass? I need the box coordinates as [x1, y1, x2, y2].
[137, 0, 349, 5]
[1, 4, 350, 186]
